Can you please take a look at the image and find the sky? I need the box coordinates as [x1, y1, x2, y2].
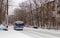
[8, 0, 54, 15]
[8, 0, 27, 15]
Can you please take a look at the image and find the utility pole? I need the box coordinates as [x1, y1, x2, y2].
[6, 0, 8, 25]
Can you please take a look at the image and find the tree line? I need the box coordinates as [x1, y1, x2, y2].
[11, 0, 60, 29]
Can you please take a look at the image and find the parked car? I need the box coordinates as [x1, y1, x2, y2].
[0, 24, 8, 31]
[33, 25, 38, 29]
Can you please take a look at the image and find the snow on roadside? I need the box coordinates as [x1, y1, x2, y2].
[24, 27, 60, 34]
[24, 27, 59, 38]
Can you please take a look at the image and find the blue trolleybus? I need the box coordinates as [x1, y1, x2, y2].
[14, 21, 24, 30]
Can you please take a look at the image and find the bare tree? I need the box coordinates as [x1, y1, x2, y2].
[28, 0, 34, 26]
[0, 0, 6, 24]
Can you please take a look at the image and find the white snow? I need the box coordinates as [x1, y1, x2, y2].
[14, 21, 24, 24]
[0, 25, 33, 38]
[0, 24, 6, 29]
[0, 25, 60, 38]
[25, 27, 60, 34]
[0, 31, 33, 38]
[24, 27, 60, 38]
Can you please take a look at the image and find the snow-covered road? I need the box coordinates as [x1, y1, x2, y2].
[0, 26, 60, 38]
[0, 26, 33, 38]
[0, 31, 33, 38]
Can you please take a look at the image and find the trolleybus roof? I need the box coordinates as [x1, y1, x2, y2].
[15, 21, 24, 24]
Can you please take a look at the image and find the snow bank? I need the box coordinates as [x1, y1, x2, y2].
[25, 27, 60, 34]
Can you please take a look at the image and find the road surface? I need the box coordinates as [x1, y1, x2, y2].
[0, 25, 60, 38]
